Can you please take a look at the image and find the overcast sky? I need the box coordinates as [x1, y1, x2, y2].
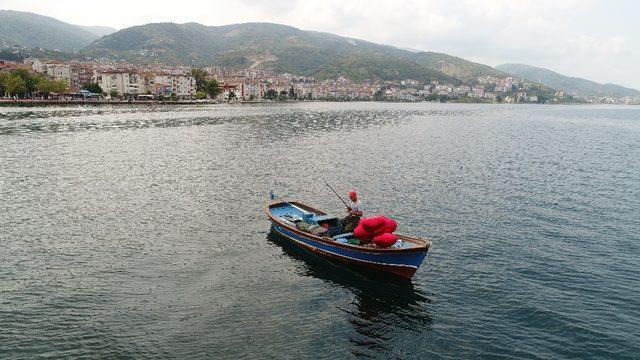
[2, 0, 638, 89]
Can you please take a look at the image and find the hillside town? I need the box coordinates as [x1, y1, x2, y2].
[1, 58, 639, 105]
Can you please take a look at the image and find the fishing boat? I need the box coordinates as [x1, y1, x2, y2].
[265, 198, 431, 279]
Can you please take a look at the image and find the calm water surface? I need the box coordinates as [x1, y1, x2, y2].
[1, 103, 639, 359]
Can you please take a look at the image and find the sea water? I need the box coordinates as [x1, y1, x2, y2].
[1, 102, 638, 358]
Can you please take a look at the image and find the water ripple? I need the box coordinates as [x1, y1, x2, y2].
[1, 103, 639, 358]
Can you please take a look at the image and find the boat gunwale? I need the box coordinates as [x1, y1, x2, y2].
[265, 199, 431, 254]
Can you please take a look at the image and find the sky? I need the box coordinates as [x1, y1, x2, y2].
[2, 0, 639, 89]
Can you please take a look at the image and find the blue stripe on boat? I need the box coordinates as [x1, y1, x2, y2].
[271, 222, 427, 269]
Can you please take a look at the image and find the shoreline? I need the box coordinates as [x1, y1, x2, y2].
[0, 99, 636, 106]
[0, 99, 213, 106]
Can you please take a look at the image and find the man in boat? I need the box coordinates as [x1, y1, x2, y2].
[342, 191, 363, 232]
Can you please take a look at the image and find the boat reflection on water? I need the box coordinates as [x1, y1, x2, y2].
[267, 231, 434, 357]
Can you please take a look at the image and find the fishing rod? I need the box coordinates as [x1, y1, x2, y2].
[322, 179, 349, 208]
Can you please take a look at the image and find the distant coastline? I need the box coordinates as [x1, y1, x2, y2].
[1, 98, 635, 107]
[2, 11, 639, 106]
[0, 99, 207, 106]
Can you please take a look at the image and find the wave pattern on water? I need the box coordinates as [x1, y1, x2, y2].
[0, 103, 485, 136]
[1, 103, 639, 359]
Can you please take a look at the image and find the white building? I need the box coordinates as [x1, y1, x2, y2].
[26, 59, 71, 87]
[95, 71, 140, 96]
[95, 71, 195, 97]
[240, 82, 263, 100]
[154, 74, 196, 97]
[173, 74, 196, 97]
[435, 84, 453, 95]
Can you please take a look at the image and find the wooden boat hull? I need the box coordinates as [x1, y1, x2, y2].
[270, 223, 426, 278]
[266, 200, 430, 279]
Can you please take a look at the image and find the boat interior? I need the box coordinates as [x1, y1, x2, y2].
[269, 201, 419, 249]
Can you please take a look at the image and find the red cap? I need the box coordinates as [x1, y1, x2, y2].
[348, 191, 357, 198]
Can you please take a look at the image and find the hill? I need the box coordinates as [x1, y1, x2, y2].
[0, 10, 99, 51]
[83, 22, 504, 84]
[496, 63, 640, 98]
[412, 52, 507, 82]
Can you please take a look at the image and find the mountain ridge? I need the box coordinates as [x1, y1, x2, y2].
[81, 21, 506, 84]
[0, 10, 98, 51]
[1, 10, 637, 95]
[496, 63, 640, 98]
[76, 25, 118, 37]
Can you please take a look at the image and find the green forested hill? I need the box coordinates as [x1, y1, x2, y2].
[82, 22, 503, 84]
[0, 10, 98, 51]
[412, 52, 507, 83]
[0, 9, 524, 86]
